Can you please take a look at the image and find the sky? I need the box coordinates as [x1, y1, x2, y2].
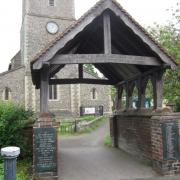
[0, 0, 178, 73]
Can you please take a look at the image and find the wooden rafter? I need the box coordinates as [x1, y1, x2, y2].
[50, 54, 161, 66]
[49, 78, 114, 85]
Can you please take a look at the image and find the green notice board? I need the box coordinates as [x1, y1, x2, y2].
[34, 127, 57, 173]
[162, 121, 180, 160]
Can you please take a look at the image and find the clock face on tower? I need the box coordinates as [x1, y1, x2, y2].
[46, 22, 59, 34]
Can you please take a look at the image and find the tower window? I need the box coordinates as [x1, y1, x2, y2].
[91, 88, 97, 100]
[49, 0, 55, 6]
[49, 85, 58, 100]
[3, 87, 11, 101]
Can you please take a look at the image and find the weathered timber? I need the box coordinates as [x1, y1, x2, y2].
[40, 66, 49, 113]
[137, 77, 148, 108]
[94, 64, 120, 83]
[116, 67, 163, 86]
[33, 1, 109, 70]
[115, 86, 124, 110]
[32, 0, 177, 71]
[103, 11, 112, 54]
[49, 78, 114, 85]
[110, 2, 177, 69]
[50, 54, 161, 66]
[152, 71, 163, 109]
[79, 64, 83, 79]
[125, 82, 135, 109]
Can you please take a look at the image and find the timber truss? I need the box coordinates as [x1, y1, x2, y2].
[30, 0, 178, 113]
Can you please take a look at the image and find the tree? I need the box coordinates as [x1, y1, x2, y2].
[148, 2, 180, 107]
[83, 64, 99, 77]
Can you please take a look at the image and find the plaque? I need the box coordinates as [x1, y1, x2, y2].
[34, 127, 57, 173]
[162, 121, 179, 160]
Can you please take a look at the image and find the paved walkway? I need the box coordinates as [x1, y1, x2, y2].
[58, 121, 179, 180]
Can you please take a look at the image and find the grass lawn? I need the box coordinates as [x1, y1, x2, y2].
[59, 116, 108, 136]
[104, 134, 113, 147]
[82, 116, 107, 133]
[0, 159, 32, 180]
[79, 115, 97, 122]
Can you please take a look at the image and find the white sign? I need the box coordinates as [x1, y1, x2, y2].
[84, 107, 96, 115]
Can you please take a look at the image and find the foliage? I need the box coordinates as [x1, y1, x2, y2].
[148, 3, 180, 105]
[82, 116, 107, 133]
[0, 101, 34, 158]
[104, 135, 112, 147]
[83, 64, 99, 77]
[0, 162, 3, 180]
[110, 86, 116, 103]
[0, 160, 32, 180]
[175, 97, 180, 112]
[79, 115, 97, 122]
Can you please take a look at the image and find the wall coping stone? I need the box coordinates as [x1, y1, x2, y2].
[114, 109, 180, 118]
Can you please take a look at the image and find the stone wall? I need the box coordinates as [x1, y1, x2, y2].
[35, 65, 112, 117]
[80, 70, 112, 115]
[0, 67, 25, 104]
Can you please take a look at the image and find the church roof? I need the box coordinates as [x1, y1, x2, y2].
[31, 0, 178, 69]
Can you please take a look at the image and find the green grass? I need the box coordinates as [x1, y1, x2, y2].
[0, 159, 32, 180]
[81, 116, 107, 134]
[79, 115, 96, 122]
[104, 134, 112, 147]
[59, 116, 107, 136]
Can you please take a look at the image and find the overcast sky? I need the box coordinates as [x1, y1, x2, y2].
[0, 0, 178, 73]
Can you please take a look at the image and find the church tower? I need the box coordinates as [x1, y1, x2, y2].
[21, 0, 75, 69]
[21, 0, 75, 110]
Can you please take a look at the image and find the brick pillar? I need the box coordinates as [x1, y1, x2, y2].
[151, 113, 180, 175]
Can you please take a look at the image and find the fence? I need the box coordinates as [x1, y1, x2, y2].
[59, 121, 79, 134]
[59, 116, 104, 134]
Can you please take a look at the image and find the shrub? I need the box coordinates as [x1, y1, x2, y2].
[175, 98, 180, 112]
[0, 101, 34, 158]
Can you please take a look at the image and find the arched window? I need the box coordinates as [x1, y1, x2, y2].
[91, 88, 97, 100]
[49, 0, 55, 6]
[3, 87, 11, 101]
[49, 84, 58, 100]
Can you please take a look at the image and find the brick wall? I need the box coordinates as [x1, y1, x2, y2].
[151, 113, 180, 175]
[112, 110, 152, 161]
[111, 110, 180, 175]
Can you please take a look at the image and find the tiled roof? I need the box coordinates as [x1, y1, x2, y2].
[31, 0, 178, 65]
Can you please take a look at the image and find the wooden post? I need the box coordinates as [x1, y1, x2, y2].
[115, 86, 123, 110]
[152, 72, 163, 109]
[40, 66, 49, 114]
[137, 78, 147, 109]
[79, 64, 83, 79]
[125, 82, 134, 110]
[103, 11, 111, 54]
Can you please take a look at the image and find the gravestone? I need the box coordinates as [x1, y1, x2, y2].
[33, 114, 59, 179]
[162, 121, 179, 160]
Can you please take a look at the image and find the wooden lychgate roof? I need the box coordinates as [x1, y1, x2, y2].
[31, 0, 178, 88]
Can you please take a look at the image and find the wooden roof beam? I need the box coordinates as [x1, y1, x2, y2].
[49, 78, 114, 85]
[103, 11, 112, 54]
[50, 54, 162, 66]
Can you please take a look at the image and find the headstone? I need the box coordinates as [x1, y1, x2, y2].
[33, 114, 58, 179]
[162, 121, 179, 160]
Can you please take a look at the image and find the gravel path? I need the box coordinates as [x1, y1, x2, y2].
[57, 120, 178, 180]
